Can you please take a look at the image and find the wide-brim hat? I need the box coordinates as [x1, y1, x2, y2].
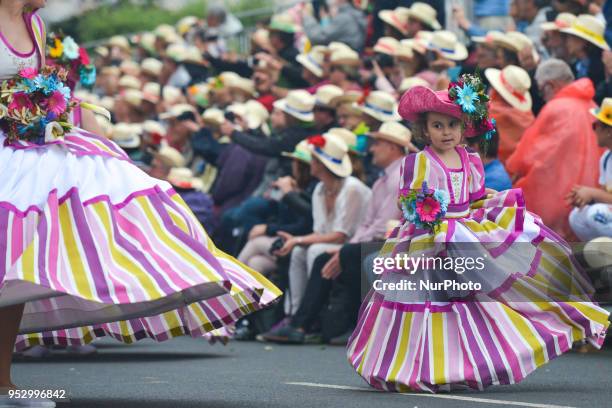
[112, 123, 141, 149]
[583, 237, 612, 269]
[155, 145, 185, 168]
[273, 90, 315, 122]
[308, 133, 352, 177]
[118, 75, 142, 90]
[281, 140, 312, 164]
[560, 14, 610, 51]
[330, 48, 360, 66]
[427, 30, 468, 61]
[328, 91, 362, 109]
[485, 66, 532, 112]
[268, 14, 299, 34]
[398, 86, 462, 122]
[327, 127, 360, 153]
[399, 76, 429, 93]
[541, 12, 576, 31]
[590, 97, 612, 126]
[159, 103, 196, 120]
[243, 99, 270, 130]
[406, 2, 441, 30]
[373, 36, 400, 56]
[355, 91, 401, 122]
[142, 82, 161, 104]
[471, 30, 505, 46]
[168, 167, 204, 190]
[369, 121, 414, 148]
[497, 31, 540, 63]
[141, 58, 163, 77]
[314, 84, 344, 108]
[378, 9, 409, 35]
[296, 52, 324, 78]
[201, 108, 225, 127]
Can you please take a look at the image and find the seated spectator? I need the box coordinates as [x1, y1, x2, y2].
[466, 125, 513, 192]
[313, 84, 343, 133]
[111, 122, 144, 164]
[327, 127, 367, 182]
[268, 133, 371, 327]
[301, 0, 367, 52]
[328, 48, 363, 92]
[484, 65, 535, 163]
[378, 7, 411, 40]
[540, 13, 577, 60]
[568, 98, 612, 240]
[402, 2, 442, 38]
[238, 141, 316, 277]
[506, 59, 603, 240]
[262, 122, 409, 344]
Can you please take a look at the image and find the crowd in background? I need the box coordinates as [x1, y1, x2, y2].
[70, 0, 612, 345]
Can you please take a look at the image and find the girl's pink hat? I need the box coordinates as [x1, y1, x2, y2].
[398, 86, 462, 122]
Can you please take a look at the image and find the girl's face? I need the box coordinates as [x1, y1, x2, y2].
[424, 112, 462, 152]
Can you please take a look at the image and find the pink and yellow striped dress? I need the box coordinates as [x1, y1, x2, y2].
[0, 12, 281, 350]
[347, 145, 610, 392]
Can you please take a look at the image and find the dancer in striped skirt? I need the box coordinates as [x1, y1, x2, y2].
[0, 2, 280, 406]
[346, 77, 610, 393]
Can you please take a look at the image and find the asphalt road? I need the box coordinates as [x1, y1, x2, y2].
[12, 337, 612, 408]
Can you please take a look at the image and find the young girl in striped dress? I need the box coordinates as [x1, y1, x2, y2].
[0, 3, 280, 406]
[346, 80, 610, 393]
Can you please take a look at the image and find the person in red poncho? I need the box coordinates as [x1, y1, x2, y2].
[506, 59, 603, 240]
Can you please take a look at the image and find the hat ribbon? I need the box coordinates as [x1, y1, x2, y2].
[499, 71, 526, 103]
[314, 146, 342, 164]
[364, 101, 394, 116]
[571, 23, 605, 43]
[306, 53, 322, 70]
[284, 103, 312, 117]
[390, 12, 408, 31]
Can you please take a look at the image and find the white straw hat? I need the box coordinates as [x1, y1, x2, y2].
[159, 103, 196, 120]
[500, 31, 540, 63]
[399, 76, 429, 93]
[378, 7, 410, 36]
[108, 35, 130, 51]
[296, 50, 325, 77]
[330, 47, 360, 66]
[355, 90, 401, 122]
[273, 90, 315, 122]
[471, 30, 506, 45]
[155, 145, 186, 168]
[541, 12, 576, 31]
[373, 37, 400, 56]
[142, 82, 161, 104]
[395, 40, 414, 60]
[201, 108, 225, 127]
[485, 65, 533, 112]
[141, 58, 163, 77]
[583, 237, 612, 269]
[168, 167, 204, 190]
[406, 2, 441, 30]
[560, 14, 610, 50]
[314, 84, 344, 108]
[308, 133, 352, 177]
[118, 75, 142, 90]
[369, 121, 413, 148]
[162, 86, 183, 104]
[427, 30, 468, 61]
[177, 16, 199, 35]
[281, 140, 312, 163]
[142, 120, 166, 138]
[122, 89, 143, 107]
[327, 127, 359, 153]
[120, 60, 141, 76]
[112, 123, 141, 149]
[244, 99, 270, 131]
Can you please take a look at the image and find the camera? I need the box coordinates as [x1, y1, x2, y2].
[269, 237, 286, 255]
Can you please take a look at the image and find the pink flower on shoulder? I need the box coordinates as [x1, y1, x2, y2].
[8, 92, 35, 112]
[19, 68, 38, 79]
[416, 197, 441, 222]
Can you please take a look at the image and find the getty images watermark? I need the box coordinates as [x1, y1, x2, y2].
[371, 253, 487, 292]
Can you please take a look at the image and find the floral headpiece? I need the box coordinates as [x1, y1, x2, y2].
[47, 32, 97, 89]
[448, 74, 496, 141]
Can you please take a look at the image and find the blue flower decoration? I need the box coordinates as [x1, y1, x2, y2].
[433, 189, 450, 213]
[57, 83, 72, 101]
[455, 84, 479, 114]
[79, 66, 97, 88]
[33, 74, 59, 95]
[484, 118, 497, 141]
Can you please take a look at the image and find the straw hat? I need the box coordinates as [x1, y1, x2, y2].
[118, 75, 142, 90]
[398, 86, 462, 122]
[99, 96, 115, 112]
[162, 86, 183, 104]
[541, 12, 576, 31]
[252, 28, 272, 51]
[138, 32, 157, 54]
[165, 43, 189, 62]
[94, 46, 109, 58]
[329, 90, 362, 109]
[226, 76, 255, 97]
[168, 167, 204, 190]
[560, 14, 610, 50]
[281, 140, 312, 164]
[583, 237, 612, 269]
[269, 13, 299, 34]
[378, 7, 410, 36]
[101, 66, 120, 77]
[159, 103, 196, 120]
[141, 58, 163, 77]
[108, 35, 130, 52]
[330, 47, 360, 66]
[471, 30, 506, 45]
[142, 120, 166, 138]
[327, 127, 359, 153]
[155, 145, 185, 168]
[201, 108, 225, 127]
[244, 99, 270, 130]
[120, 60, 140, 76]
[154, 24, 176, 38]
[142, 82, 161, 104]
[95, 116, 113, 139]
[499, 31, 540, 63]
[399, 76, 429, 93]
[273, 90, 315, 122]
[328, 42, 352, 54]
[184, 46, 204, 64]
[370, 121, 413, 148]
[122, 89, 143, 107]
[485, 65, 533, 112]
[373, 37, 400, 56]
[308, 133, 352, 177]
[427, 30, 468, 61]
[405, 2, 441, 30]
[355, 91, 401, 122]
[296, 50, 325, 78]
[227, 103, 247, 119]
[590, 97, 612, 127]
[314, 84, 344, 108]
[177, 16, 199, 35]
[395, 40, 414, 60]
[112, 123, 141, 149]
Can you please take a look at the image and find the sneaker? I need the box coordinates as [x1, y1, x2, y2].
[260, 325, 305, 344]
[65, 344, 97, 355]
[256, 317, 290, 342]
[328, 330, 353, 346]
[304, 332, 323, 344]
[20, 346, 51, 359]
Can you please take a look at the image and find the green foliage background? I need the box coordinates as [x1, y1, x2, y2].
[51, 0, 272, 43]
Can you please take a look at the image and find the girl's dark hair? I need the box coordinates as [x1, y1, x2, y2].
[465, 128, 500, 159]
[410, 113, 430, 145]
